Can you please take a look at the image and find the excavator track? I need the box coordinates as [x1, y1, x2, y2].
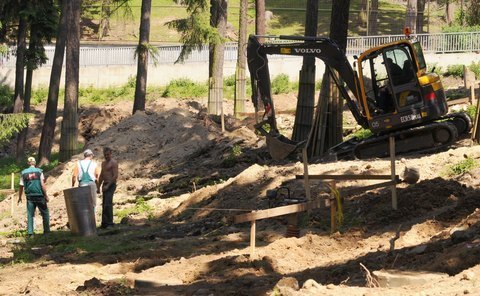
[329, 121, 460, 160]
[440, 112, 472, 136]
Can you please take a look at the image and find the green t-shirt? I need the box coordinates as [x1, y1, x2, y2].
[21, 167, 44, 199]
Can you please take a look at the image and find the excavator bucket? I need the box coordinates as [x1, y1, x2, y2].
[256, 124, 305, 160]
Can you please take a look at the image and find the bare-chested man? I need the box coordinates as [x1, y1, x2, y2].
[97, 147, 118, 229]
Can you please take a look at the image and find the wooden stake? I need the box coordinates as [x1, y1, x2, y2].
[389, 136, 397, 210]
[302, 148, 311, 202]
[330, 180, 337, 233]
[250, 220, 256, 259]
[11, 173, 14, 216]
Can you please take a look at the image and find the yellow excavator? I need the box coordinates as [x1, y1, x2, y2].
[247, 34, 472, 160]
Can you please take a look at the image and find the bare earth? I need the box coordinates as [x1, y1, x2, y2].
[2, 80, 480, 296]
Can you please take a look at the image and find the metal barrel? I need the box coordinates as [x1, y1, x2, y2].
[63, 186, 97, 236]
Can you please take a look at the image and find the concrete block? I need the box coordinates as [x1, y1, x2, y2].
[373, 269, 448, 288]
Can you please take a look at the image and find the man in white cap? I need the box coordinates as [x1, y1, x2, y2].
[72, 149, 100, 212]
[18, 157, 50, 236]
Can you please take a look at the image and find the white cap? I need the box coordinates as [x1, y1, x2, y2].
[84, 149, 94, 157]
[27, 156, 36, 164]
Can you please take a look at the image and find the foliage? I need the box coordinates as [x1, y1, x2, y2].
[465, 105, 477, 121]
[116, 197, 154, 219]
[464, 0, 480, 27]
[469, 61, 480, 79]
[222, 144, 242, 167]
[161, 78, 208, 98]
[271, 74, 293, 95]
[82, 0, 134, 40]
[0, 113, 32, 146]
[447, 157, 477, 176]
[135, 42, 160, 66]
[166, 0, 221, 63]
[0, 44, 7, 55]
[444, 64, 464, 77]
[442, 25, 480, 33]
[348, 128, 373, 140]
[0, 84, 12, 108]
[427, 63, 442, 76]
[0, 157, 21, 190]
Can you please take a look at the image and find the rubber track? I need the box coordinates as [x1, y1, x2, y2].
[329, 121, 459, 160]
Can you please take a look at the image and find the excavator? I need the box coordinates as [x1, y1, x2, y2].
[247, 34, 472, 160]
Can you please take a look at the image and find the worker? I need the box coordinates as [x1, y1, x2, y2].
[72, 149, 100, 212]
[18, 157, 50, 236]
[97, 147, 118, 229]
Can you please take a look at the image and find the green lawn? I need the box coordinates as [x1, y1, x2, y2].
[87, 0, 441, 44]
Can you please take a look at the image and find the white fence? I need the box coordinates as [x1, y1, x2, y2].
[1, 32, 480, 68]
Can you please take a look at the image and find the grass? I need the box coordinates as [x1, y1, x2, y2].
[0, 157, 22, 191]
[88, 0, 423, 44]
[1, 230, 148, 266]
[116, 197, 154, 220]
[445, 156, 478, 176]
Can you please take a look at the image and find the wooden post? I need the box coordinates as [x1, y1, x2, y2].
[221, 108, 225, 133]
[389, 136, 397, 210]
[472, 84, 480, 142]
[302, 148, 311, 201]
[330, 180, 337, 233]
[250, 220, 256, 259]
[11, 173, 15, 215]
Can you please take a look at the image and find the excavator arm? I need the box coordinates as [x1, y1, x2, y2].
[247, 35, 368, 131]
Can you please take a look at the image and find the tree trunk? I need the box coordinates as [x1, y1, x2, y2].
[405, 0, 417, 33]
[416, 0, 425, 33]
[255, 0, 266, 36]
[292, 0, 318, 142]
[446, 1, 455, 25]
[311, 0, 350, 157]
[133, 0, 151, 114]
[13, 0, 28, 161]
[368, 0, 378, 36]
[208, 0, 227, 115]
[38, 0, 67, 166]
[59, 0, 81, 162]
[234, 0, 248, 117]
[358, 0, 367, 35]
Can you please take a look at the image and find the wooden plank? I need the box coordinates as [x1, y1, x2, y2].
[447, 97, 470, 106]
[296, 174, 399, 181]
[234, 200, 323, 224]
[341, 180, 397, 196]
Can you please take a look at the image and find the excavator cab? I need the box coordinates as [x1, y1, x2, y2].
[356, 40, 448, 135]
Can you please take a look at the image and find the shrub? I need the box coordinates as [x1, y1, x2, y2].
[31, 87, 48, 104]
[162, 78, 207, 98]
[444, 64, 464, 77]
[0, 84, 12, 109]
[271, 74, 292, 94]
[469, 61, 480, 79]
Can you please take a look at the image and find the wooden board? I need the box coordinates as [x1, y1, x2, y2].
[296, 174, 399, 181]
[234, 200, 322, 224]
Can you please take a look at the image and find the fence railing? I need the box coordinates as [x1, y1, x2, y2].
[1, 32, 480, 68]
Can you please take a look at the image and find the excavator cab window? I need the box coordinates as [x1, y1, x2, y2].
[384, 47, 422, 108]
[361, 54, 396, 115]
